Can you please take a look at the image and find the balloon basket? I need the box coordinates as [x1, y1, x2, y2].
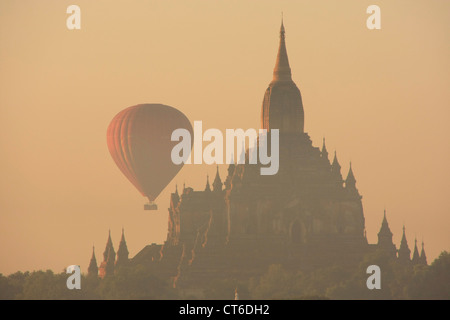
[144, 201, 158, 210]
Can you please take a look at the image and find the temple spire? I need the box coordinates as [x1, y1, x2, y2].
[412, 237, 420, 265]
[205, 174, 211, 192]
[261, 19, 305, 134]
[99, 230, 116, 278]
[273, 18, 292, 82]
[88, 245, 98, 277]
[213, 166, 223, 192]
[345, 162, 356, 187]
[398, 225, 411, 263]
[116, 228, 129, 268]
[331, 151, 343, 183]
[420, 240, 428, 265]
[321, 138, 329, 163]
[322, 137, 328, 154]
[380, 210, 389, 230]
[332, 151, 340, 167]
[103, 229, 114, 262]
[120, 227, 125, 241]
[377, 209, 396, 256]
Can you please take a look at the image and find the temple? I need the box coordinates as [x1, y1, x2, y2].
[90, 228, 129, 278]
[88, 21, 427, 292]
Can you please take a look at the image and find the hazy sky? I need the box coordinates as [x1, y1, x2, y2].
[0, 0, 449, 275]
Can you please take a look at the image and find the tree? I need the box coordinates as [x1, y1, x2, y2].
[407, 251, 450, 299]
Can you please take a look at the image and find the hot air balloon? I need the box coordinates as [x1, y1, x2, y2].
[107, 104, 193, 210]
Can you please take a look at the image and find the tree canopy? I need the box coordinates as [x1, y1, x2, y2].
[1, 251, 448, 300]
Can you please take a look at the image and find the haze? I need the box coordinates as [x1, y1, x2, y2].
[0, 0, 449, 274]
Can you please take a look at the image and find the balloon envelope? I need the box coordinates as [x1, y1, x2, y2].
[107, 104, 192, 202]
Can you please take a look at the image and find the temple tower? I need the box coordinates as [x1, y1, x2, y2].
[261, 19, 304, 135]
[377, 210, 397, 257]
[116, 228, 129, 268]
[398, 226, 411, 263]
[99, 230, 116, 278]
[87, 246, 98, 277]
[412, 238, 421, 265]
[419, 241, 428, 265]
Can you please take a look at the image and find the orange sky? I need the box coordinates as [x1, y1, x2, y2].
[0, 0, 449, 275]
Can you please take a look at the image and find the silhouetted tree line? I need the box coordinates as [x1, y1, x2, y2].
[0, 265, 177, 300]
[1, 251, 449, 300]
